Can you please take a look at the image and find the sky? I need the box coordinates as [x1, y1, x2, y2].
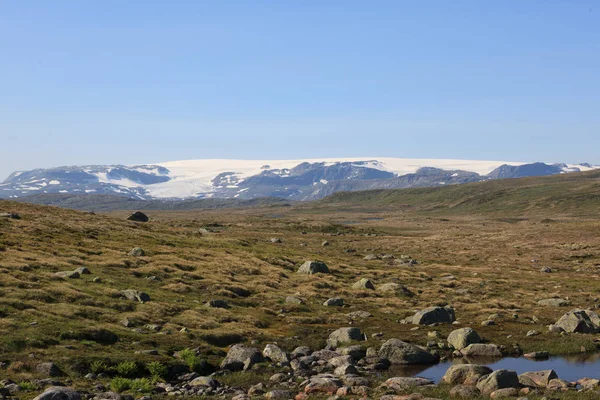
[1, 1, 599, 180]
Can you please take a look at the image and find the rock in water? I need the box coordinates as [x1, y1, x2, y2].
[442, 364, 493, 385]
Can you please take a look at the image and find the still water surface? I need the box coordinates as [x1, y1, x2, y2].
[386, 353, 600, 383]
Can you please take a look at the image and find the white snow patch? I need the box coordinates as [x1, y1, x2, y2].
[49, 180, 61, 185]
[320, 179, 329, 185]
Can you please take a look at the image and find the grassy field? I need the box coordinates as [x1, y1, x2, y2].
[1, 171, 600, 398]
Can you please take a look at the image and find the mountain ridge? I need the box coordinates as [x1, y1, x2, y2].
[1, 157, 597, 201]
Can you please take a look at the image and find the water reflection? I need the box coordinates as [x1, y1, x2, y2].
[382, 353, 600, 383]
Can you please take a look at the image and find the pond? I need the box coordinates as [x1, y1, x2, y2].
[386, 353, 600, 383]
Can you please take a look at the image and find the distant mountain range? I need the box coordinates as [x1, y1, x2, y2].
[1, 158, 597, 201]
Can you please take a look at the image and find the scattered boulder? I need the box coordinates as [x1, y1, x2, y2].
[270, 238, 282, 244]
[377, 282, 415, 297]
[363, 254, 379, 261]
[263, 344, 290, 366]
[322, 241, 330, 247]
[220, 344, 263, 371]
[291, 346, 311, 358]
[285, 296, 304, 305]
[410, 306, 456, 325]
[33, 387, 81, 400]
[0, 212, 20, 219]
[523, 351, 549, 360]
[449, 384, 480, 398]
[128, 247, 145, 257]
[327, 327, 364, 347]
[264, 390, 293, 400]
[190, 376, 219, 388]
[304, 374, 343, 394]
[460, 343, 503, 358]
[489, 387, 519, 398]
[54, 271, 80, 279]
[297, 261, 330, 275]
[74, 267, 91, 275]
[205, 299, 230, 309]
[519, 370, 558, 388]
[381, 377, 434, 392]
[442, 364, 493, 385]
[35, 362, 65, 377]
[476, 370, 520, 395]
[121, 289, 150, 303]
[537, 298, 570, 307]
[447, 328, 481, 350]
[127, 211, 149, 222]
[346, 310, 372, 319]
[547, 378, 574, 391]
[553, 309, 600, 333]
[378, 338, 439, 364]
[323, 298, 344, 307]
[352, 278, 375, 290]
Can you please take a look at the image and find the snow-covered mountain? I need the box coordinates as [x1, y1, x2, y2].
[1, 158, 597, 201]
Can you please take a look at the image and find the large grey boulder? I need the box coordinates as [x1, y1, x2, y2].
[381, 377, 434, 392]
[442, 364, 493, 385]
[303, 374, 343, 394]
[128, 247, 145, 257]
[54, 271, 80, 279]
[297, 261, 330, 275]
[127, 211, 149, 222]
[327, 327, 364, 347]
[447, 327, 481, 350]
[190, 376, 220, 388]
[537, 298, 570, 307]
[323, 298, 344, 307]
[263, 344, 290, 366]
[410, 306, 455, 325]
[377, 282, 415, 297]
[35, 362, 65, 377]
[519, 370, 558, 388]
[352, 278, 375, 290]
[33, 387, 81, 400]
[553, 309, 600, 333]
[220, 344, 263, 371]
[476, 370, 520, 395]
[460, 343, 503, 357]
[378, 338, 439, 364]
[205, 299, 230, 309]
[449, 385, 481, 398]
[121, 289, 150, 303]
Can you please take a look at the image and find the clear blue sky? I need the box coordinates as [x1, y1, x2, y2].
[1, 1, 599, 180]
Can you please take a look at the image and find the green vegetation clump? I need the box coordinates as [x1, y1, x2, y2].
[146, 361, 168, 380]
[113, 361, 139, 378]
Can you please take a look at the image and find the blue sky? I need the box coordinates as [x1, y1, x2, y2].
[1, 1, 599, 179]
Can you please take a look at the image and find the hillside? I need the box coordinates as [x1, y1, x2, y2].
[318, 169, 600, 216]
[2, 175, 600, 398]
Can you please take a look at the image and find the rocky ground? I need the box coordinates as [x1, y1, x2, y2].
[2, 193, 600, 400]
